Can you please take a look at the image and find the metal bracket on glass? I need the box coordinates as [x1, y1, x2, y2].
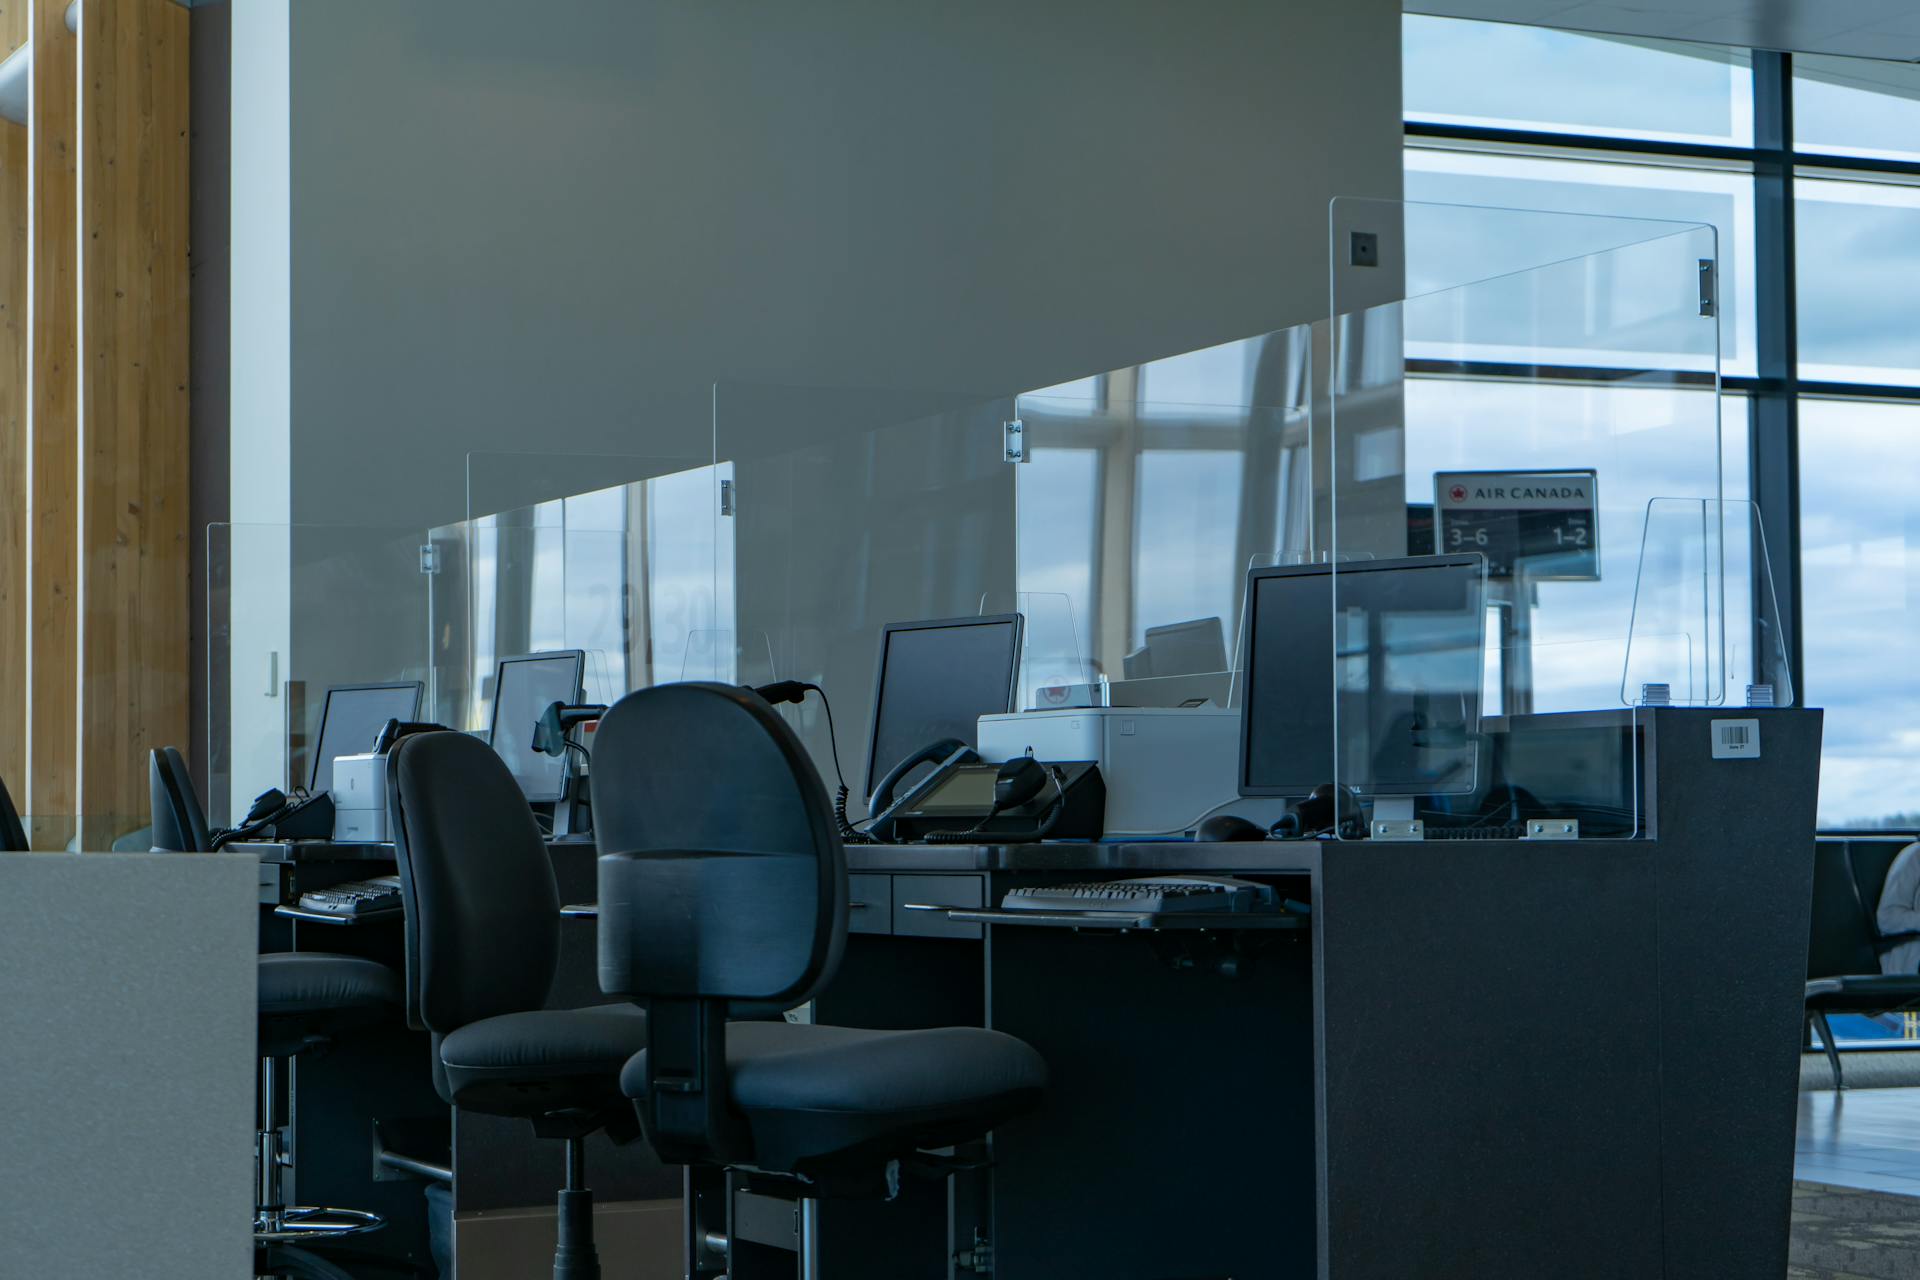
[418, 544, 439, 575]
[1370, 797, 1424, 842]
[1003, 419, 1028, 464]
[1698, 259, 1716, 317]
[1524, 819, 1580, 841]
[720, 478, 736, 516]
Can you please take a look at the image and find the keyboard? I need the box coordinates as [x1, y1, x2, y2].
[1000, 876, 1275, 915]
[1425, 822, 1526, 841]
[298, 875, 403, 917]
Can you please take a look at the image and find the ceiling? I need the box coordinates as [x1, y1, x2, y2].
[1408, 0, 1920, 61]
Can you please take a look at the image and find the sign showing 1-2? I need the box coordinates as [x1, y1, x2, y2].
[1433, 469, 1599, 581]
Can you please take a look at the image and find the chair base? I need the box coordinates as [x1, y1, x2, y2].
[254, 1205, 386, 1245]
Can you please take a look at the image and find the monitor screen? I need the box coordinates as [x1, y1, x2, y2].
[864, 615, 1023, 804]
[312, 682, 423, 795]
[1240, 556, 1485, 799]
[489, 652, 585, 803]
[1142, 616, 1228, 678]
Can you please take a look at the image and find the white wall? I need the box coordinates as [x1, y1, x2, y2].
[227, 0, 292, 809]
[277, 0, 1405, 528]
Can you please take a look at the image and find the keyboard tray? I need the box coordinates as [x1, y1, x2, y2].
[945, 908, 1306, 932]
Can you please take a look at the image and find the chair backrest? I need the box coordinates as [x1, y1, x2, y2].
[149, 747, 212, 852]
[1851, 838, 1918, 933]
[386, 730, 561, 1035]
[593, 682, 846, 1165]
[0, 772, 27, 852]
[1809, 839, 1883, 979]
[593, 682, 847, 1008]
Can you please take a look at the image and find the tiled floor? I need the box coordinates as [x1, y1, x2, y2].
[1799, 1087, 1920, 1197]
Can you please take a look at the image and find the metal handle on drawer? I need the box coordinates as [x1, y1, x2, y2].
[847, 901, 869, 910]
[900, 902, 949, 912]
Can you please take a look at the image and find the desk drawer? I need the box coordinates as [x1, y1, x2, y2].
[892, 875, 984, 940]
[847, 874, 892, 936]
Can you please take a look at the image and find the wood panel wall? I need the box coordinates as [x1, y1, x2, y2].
[4, 0, 189, 843]
[27, 0, 79, 833]
[0, 121, 23, 799]
[0, 1, 26, 53]
[78, 0, 190, 837]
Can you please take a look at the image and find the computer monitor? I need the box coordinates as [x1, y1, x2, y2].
[1239, 556, 1485, 799]
[864, 614, 1024, 805]
[311, 682, 424, 795]
[1140, 616, 1228, 679]
[488, 651, 586, 803]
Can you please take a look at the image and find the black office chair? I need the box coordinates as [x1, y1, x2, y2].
[149, 747, 400, 1253]
[592, 683, 1047, 1276]
[385, 729, 649, 1280]
[1806, 839, 1920, 1087]
[0, 771, 28, 851]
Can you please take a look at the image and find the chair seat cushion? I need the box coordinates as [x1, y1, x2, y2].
[257, 953, 400, 1057]
[621, 1022, 1046, 1173]
[1807, 973, 1920, 1012]
[440, 1005, 648, 1119]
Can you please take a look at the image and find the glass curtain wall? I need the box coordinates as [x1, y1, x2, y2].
[1406, 15, 1920, 833]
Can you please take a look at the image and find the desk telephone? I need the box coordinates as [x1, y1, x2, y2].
[865, 741, 1105, 844]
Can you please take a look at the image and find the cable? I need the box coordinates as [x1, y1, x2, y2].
[754, 680, 872, 843]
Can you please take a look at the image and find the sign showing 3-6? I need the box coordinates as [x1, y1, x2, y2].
[1433, 469, 1599, 581]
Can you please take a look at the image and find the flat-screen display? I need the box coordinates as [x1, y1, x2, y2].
[312, 682, 423, 795]
[1240, 556, 1485, 799]
[864, 615, 1023, 804]
[1142, 616, 1228, 678]
[488, 652, 585, 803]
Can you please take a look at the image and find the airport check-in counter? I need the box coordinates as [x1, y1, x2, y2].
[194, 198, 1821, 1277]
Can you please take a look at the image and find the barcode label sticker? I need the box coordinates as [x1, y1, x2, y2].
[1711, 718, 1761, 760]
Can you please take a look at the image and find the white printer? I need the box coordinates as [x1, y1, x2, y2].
[330, 753, 390, 841]
[976, 707, 1291, 838]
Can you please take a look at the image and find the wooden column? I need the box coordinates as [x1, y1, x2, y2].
[27, 0, 78, 838]
[0, 23, 24, 801]
[77, 0, 190, 841]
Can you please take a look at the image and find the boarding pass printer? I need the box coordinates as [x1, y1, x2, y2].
[330, 753, 389, 842]
[977, 707, 1288, 838]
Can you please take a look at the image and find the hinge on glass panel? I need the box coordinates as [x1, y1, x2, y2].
[1525, 818, 1580, 841]
[720, 478, 735, 516]
[1698, 259, 1717, 318]
[956, 1230, 994, 1273]
[418, 544, 439, 575]
[1003, 419, 1028, 464]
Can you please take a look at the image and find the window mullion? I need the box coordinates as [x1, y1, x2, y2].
[1750, 49, 1806, 703]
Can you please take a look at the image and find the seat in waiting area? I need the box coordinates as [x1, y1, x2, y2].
[0, 771, 27, 852]
[384, 729, 648, 1280]
[1805, 839, 1920, 1087]
[149, 746, 402, 1253]
[592, 682, 1045, 1271]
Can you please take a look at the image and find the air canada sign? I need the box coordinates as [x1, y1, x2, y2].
[1433, 469, 1600, 581]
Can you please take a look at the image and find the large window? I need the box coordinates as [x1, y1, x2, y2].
[1408, 15, 1920, 831]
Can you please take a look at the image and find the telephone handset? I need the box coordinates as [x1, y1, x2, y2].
[865, 739, 977, 843]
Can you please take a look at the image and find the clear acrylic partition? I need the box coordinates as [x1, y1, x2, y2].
[1012, 328, 1314, 712]
[711, 381, 1016, 813]
[207, 523, 437, 827]
[1625, 497, 1794, 709]
[438, 453, 723, 740]
[1326, 198, 1752, 840]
